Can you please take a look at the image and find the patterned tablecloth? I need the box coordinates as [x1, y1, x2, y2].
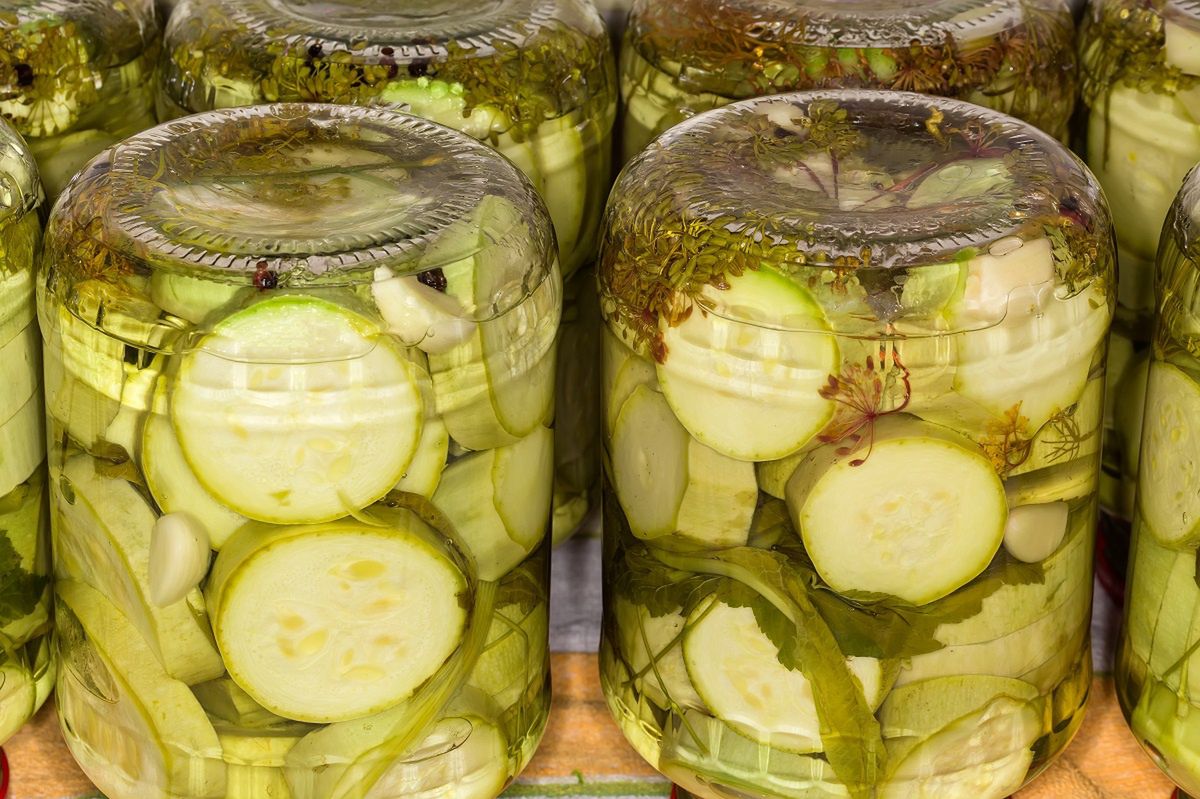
[7, 534, 1178, 799]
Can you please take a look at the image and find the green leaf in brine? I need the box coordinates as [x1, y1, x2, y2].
[653, 546, 884, 799]
[0, 532, 46, 629]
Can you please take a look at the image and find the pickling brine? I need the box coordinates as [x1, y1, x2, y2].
[1079, 0, 1200, 524]
[1117, 165, 1200, 799]
[619, 0, 1077, 162]
[0, 115, 53, 747]
[1, 0, 160, 198]
[598, 91, 1112, 799]
[156, 0, 615, 542]
[40, 104, 557, 799]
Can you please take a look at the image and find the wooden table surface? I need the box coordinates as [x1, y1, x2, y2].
[6, 653, 1178, 799]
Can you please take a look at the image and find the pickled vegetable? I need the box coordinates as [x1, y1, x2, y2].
[0, 0, 159, 198]
[1079, 0, 1200, 522]
[0, 119, 51, 745]
[1116, 162, 1200, 798]
[599, 92, 1112, 798]
[620, 0, 1077, 161]
[43, 105, 557, 799]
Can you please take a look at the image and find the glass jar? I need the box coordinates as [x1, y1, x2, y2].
[157, 0, 616, 542]
[39, 103, 559, 799]
[1116, 166, 1200, 799]
[1079, 0, 1200, 528]
[0, 117, 52, 745]
[598, 90, 1113, 799]
[0, 0, 160, 199]
[620, 0, 1077, 161]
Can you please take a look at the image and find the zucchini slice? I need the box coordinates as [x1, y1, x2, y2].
[1138, 362, 1200, 546]
[206, 510, 469, 723]
[54, 457, 224, 685]
[611, 385, 757, 547]
[433, 427, 553, 581]
[55, 580, 226, 798]
[787, 416, 1006, 606]
[657, 267, 838, 462]
[953, 286, 1109, 432]
[879, 674, 1046, 794]
[660, 710, 850, 799]
[142, 390, 249, 550]
[172, 295, 423, 524]
[682, 600, 882, 754]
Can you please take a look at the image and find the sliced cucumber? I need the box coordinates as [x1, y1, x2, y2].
[787, 415, 1007, 606]
[0, 392, 43, 499]
[54, 456, 224, 685]
[150, 271, 249, 325]
[206, 509, 468, 723]
[1002, 501, 1069, 563]
[683, 599, 881, 754]
[432, 427, 553, 581]
[660, 710, 850, 799]
[143, 393, 249, 550]
[1138, 363, 1200, 545]
[612, 385, 756, 547]
[172, 295, 423, 524]
[1125, 525, 1198, 675]
[954, 285, 1109, 433]
[613, 597, 704, 712]
[657, 267, 838, 462]
[55, 580, 225, 798]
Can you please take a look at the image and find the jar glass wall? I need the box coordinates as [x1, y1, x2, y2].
[619, 0, 1077, 161]
[1116, 166, 1200, 798]
[39, 104, 559, 799]
[1079, 0, 1200, 525]
[157, 0, 616, 542]
[0, 117, 52, 745]
[0, 0, 159, 198]
[598, 91, 1113, 799]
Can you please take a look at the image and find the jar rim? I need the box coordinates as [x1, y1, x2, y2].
[47, 103, 556, 289]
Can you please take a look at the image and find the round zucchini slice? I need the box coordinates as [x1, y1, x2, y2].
[787, 415, 1006, 606]
[172, 295, 423, 524]
[657, 267, 838, 462]
[206, 513, 469, 723]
